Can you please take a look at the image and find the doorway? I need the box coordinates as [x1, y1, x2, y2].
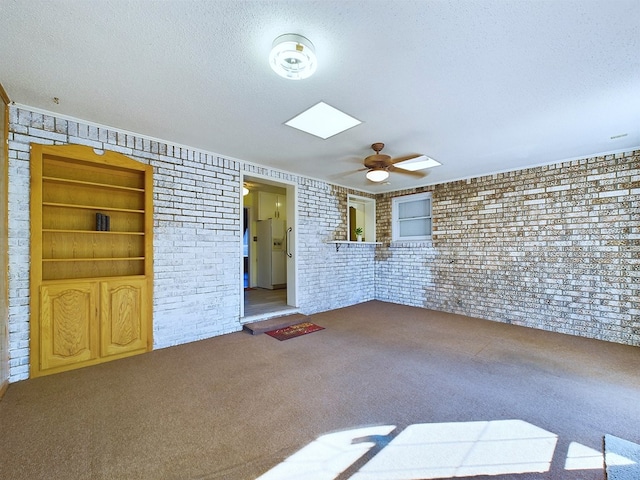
[241, 175, 297, 320]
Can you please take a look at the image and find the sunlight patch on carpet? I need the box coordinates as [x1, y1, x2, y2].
[257, 420, 565, 479]
[256, 425, 396, 480]
[564, 442, 603, 470]
[605, 434, 640, 480]
[350, 420, 557, 479]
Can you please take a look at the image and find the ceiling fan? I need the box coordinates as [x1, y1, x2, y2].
[362, 142, 428, 183]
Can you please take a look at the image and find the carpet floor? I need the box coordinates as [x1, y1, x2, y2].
[1, 301, 639, 479]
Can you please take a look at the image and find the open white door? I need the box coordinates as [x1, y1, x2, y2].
[240, 174, 297, 320]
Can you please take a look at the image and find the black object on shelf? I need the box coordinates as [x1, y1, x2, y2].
[95, 213, 111, 231]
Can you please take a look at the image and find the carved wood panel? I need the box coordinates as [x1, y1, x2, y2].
[100, 279, 147, 357]
[40, 282, 98, 370]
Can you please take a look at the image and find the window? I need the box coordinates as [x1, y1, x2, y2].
[347, 194, 376, 241]
[392, 192, 432, 242]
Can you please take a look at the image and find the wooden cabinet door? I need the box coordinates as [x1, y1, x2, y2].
[100, 279, 147, 357]
[40, 282, 99, 371]
[258, 192, 275, 220]
[258, 192, 286, 220]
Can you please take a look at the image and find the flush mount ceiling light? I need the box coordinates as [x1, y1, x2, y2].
[285, 101, 361, 139]
[365, 168, 390, 183]
[269, 33, 317, 80]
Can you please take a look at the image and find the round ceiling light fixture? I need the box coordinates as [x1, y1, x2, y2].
[269, 33, 317, 80]
[365, 168, 390, 183]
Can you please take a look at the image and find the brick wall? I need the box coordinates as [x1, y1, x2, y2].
[296, 180, 376, 312]
[7, 105, 638, 381]
[6, 106, 375, 381]
[242, 167, 377, 314]
[376, 151, 640, 346]
[7, 107, 243, 381]
[6, 108, 32, 381]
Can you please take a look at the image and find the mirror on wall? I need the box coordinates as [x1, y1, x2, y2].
[347, 194, 376, 242]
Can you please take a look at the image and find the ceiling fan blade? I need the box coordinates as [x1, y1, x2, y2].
[388, 165, 427, 178]
[331, 167, 368, 180]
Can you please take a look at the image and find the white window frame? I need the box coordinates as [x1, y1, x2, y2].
[347, 194, 376, 242]
[391, 192, 432, 242]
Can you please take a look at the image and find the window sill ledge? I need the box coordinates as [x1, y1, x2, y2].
[388, 240, 434, 248]
[327, 241, 382, 252]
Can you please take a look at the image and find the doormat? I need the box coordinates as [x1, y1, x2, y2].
[265, 322, 324, 341]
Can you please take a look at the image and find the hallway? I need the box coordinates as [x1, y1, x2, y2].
[243, 287, 289, 317]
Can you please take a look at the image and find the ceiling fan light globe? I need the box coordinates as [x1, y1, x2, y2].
[366, 169, 389, 182]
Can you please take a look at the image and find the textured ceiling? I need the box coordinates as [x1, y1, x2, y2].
[2, 0, 639, 193]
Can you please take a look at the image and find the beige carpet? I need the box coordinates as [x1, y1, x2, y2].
[1, 301, 639, 479]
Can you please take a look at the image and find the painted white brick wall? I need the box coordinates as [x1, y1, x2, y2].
[375, 243, 437, 308]
[151, 149, 242, 350]
[7, 108, 32, 380]
[7, 107, 244, 381]
[242, 167, 377, 314]
[8, 105, 637, 381]
[7, 107, 376, 381]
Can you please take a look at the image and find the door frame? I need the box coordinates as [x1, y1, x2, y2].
[242, 206, 253, 288]
[239, 172, 298, 320]
[1, 85, 9, 393]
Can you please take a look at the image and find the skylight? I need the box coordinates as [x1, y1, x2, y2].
[285, 102, 361, 139]
[393, 155, 441, 171]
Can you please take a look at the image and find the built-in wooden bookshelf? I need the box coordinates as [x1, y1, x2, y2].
[30, 144, 153, 377]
